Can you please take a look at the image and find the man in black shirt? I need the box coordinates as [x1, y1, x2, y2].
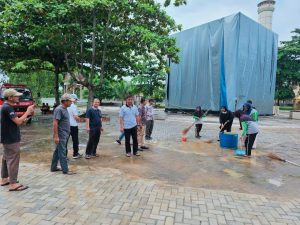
[0, 89, 34, 191]
[85, 98, 103, 159]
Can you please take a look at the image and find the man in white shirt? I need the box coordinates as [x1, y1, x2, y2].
[67, 94, 82, 159]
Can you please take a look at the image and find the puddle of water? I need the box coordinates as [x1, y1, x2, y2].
[268, 178, 283, 187]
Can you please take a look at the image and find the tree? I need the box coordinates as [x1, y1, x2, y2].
[0, 1, 72, 104]
[8, 71, 58, 100]
[93, 78, 115, 101]
[163, 0, 187, 7]
[131, 57, 166, 98]
[113, 80, 135, 105]
[275, 28, 300, 105]
[63, 0, 181, 107]
[0, 0, 181, 108]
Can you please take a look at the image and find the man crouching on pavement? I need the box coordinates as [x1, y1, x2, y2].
[0, 89, 34, 191]
[50, 94, 76, 175]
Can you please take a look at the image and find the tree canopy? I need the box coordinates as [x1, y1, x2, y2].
[275, 28, 300, 104]
[0, 0, 181, 106]
[164, 0, 187, 7]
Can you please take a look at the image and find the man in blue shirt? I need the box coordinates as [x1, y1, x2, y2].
[85, 98, 102, 159]
[119, 95, 140, 157]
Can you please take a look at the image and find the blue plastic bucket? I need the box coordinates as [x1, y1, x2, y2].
[219, 132, 238, 149]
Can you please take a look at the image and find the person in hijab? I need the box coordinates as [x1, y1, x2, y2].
[219, 106, 234, 132]
[193, 106, 207, 138]
[246, 100, 258, 148]
[246, 100, 258, 122]
[240, 114, 259, 157]
[243, 102, 252, 115]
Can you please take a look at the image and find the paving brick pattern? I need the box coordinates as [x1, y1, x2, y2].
[0, 163, 299, 225]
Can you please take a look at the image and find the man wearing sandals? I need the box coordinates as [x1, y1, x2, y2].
[0, 89, 34, 191]
[51, 94, 75, 175]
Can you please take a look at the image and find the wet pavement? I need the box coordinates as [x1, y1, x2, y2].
[19, 107, 300, 199]
[1, 107, 300, 224]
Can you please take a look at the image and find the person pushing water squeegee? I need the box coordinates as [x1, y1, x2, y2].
[239, 114, 259, 157]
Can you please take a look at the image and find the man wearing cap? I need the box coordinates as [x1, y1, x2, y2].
[50, 94, 75, 175]
[0, 89, 34, 191]
[66, 94, 82, 159]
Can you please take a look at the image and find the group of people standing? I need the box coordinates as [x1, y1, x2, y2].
[0, 87, 259, 192]
[51, 93, 155, 176]
[193, 100, 259, 157]
[51, 94, 105, 175]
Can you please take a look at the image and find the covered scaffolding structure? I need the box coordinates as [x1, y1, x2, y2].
[166, 12, 278, 115]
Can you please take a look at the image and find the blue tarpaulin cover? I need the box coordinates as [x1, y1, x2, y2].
[166, 12, 278, 115]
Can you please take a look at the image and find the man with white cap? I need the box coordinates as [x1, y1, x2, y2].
[0, 89, 34, 191]
[66, 94, 82, 159]
[50, 93, 75, 175]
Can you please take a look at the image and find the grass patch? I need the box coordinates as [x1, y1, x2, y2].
[279, 106, 293, 111]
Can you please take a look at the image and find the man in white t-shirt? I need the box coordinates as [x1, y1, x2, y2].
[67, 94, 82, 159]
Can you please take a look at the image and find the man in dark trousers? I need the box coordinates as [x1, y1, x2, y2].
[85, 98, 103, 159]
[119, 95, 140, 157]
[51, 93, 75, 175]
[0, 89, 34, 191]
[66, 94, 82, 159]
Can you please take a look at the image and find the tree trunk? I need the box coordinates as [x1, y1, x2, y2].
[277, 97, 280, 106]
[86, 10, 96, 111]
[87, 85, 94, 110]
[54, 65, 60, 105]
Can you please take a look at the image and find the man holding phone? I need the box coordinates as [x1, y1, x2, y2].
[0, 89, 34, 191]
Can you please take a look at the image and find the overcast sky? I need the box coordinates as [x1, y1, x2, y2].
[159, 0, 300, 42]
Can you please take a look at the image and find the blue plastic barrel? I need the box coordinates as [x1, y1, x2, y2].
[219, 132, 238, 149]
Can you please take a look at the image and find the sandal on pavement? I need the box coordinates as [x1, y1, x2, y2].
[9, 185, 28, 192]
[1, 182, 9, 186]
[1, 181, 19, 186]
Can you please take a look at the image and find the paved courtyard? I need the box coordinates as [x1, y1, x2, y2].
[1, 162, 300, 225]
[0, 107, 300, 225]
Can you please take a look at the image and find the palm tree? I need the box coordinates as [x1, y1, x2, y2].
[114, 81, 132, 105]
